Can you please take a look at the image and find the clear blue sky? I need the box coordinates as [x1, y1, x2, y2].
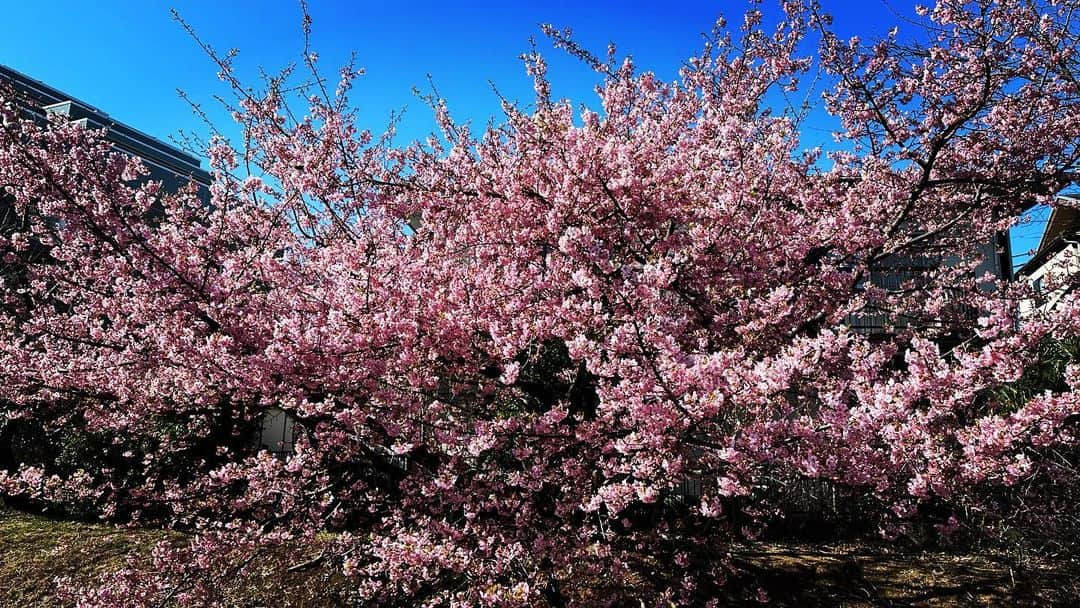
[0, 0, 1046, 262]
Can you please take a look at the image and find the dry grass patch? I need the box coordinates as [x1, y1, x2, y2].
[0, 507, 167, 607]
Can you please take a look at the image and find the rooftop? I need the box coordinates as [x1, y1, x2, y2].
[0, 64, 208, 184]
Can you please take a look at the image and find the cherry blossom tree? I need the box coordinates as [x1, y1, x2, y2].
[2, 0, 1080, 605]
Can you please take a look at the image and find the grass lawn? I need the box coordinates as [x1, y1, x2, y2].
[1, 507, 1078, 607]
[0, 507, 167, 607]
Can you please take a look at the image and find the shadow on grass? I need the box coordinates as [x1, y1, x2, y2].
[727, 543, 1080, 607]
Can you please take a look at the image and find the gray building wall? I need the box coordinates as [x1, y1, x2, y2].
[0, 64, 210, 197]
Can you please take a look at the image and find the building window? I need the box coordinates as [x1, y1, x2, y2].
[259, 407, 296, 456]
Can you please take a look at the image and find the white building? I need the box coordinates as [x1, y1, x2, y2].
[1017, 201, 1080, 318]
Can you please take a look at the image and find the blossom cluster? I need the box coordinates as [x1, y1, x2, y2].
[2, 1, 1080, 605]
